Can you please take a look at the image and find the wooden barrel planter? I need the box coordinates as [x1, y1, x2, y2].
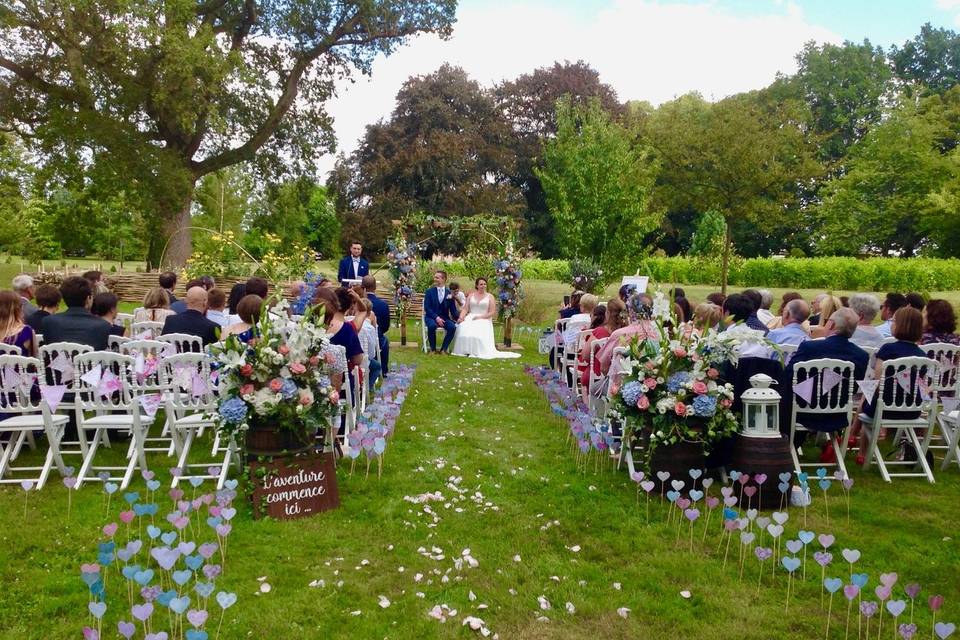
[648, 439, 708, 492]
[245, 423, 318, 458]
[729, 433, 793, 511]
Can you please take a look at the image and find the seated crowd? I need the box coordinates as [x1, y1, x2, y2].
[554, 285, 959, 466]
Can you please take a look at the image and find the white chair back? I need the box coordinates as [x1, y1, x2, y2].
[157, 333, 204, 354]
[881, 336, 897, 345]
[0, 354, 43, 414]
[860, 346, 879, 380]
[119, 339, 170, 392]
[0, 343, 22, 356]
[587, 337, 609, 415]
[161, 353, 217, 412]
[922, 342, 960, 396]
[115, 313, 134, 330]
[73, 351, 137, 413]
[108, 335, 132, 352]
[131, 321, 164, 339]
[875, 356, 940, 416]
[39, 342, 92, 401]
[790, 358, 856, 416]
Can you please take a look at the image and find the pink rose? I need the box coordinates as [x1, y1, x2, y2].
[269, 378, 283, 392]
[609, 383, 620, 396]
[290, 362, 306, 374]
[644, 377, 657, 389]
[239, 364, 253, 377]
[707, 368, 719, 379]
[239, 384, 254, 396]
[720, 398, 732, 408]
[637, 395, 650, 410]
[674, 402, 687, 416]
[309, 356, 320, 366]
[644, 362, 657, 371]
[673, 347, 687, 358]
[298, 390, 313, 406]
[278, 345, 290, 355]
[692, 381, 708, 395]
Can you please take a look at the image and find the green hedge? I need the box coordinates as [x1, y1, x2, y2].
[637, 256, 960, 291]
[419, 258, 571, 283]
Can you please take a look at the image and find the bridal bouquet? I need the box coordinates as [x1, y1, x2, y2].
[608, 318, 748, 468]
[211, 302, 340, 441]
[494, 240, 523, 319]
[386, 236, 418, 315]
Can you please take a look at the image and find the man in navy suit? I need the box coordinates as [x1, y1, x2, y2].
[422, 270, 458, 353]
[160, 287, 220, 347]
[781, 307, 869, 434]
[337, 241, 369, 285]
[362, 275, 390, 375]
[41, 276, 112, 350]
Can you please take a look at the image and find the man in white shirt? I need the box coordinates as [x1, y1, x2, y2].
[205, 287, 231, 329]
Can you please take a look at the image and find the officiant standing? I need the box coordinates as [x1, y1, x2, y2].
[337, 240, 369, 285]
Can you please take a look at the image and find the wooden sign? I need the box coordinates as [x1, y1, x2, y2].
[250, 451, 340, 520]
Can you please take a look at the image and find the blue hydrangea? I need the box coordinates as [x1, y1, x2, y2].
[280, 379, 298, 399]
[621, 381, 643, 406]
[220, 397, 248, 424]
[692, 394, 717, 417]
[317, 375, 331, 390]
[666, 372, 692, 393]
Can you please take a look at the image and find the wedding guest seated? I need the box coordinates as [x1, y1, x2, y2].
[41, 276, 111, 350]
[562, 293, 598, 345]
[245, 276, 270, 300]
[449, 282, 466, 316]
[362, 275, 390, 377]
[170, 279, 204, 313]
[222, 294, 262, 342]
[134, 287, 176, 324]
[82, 270, 108, 294]
[352, 297, 382, 388]
[91, 293, 126, 337]
[756, 289, 775, 326]
[578, 299, 625, 395]
[0, 290, 37, 356]
[706, 292, 726, 308]
[767, 292, 803, 330]
[921, 299, 960, 345]
[905, 292, 925, 311]
[597, 293, 659, 377]
[669, 288, 692, 324]
[722, 293, 771, 358]
[857, 306, 927, 464]
[12, 274, 36, 317]
[741, 289, 770, 335]
[810, 295, 843, 338]
[808, 293, 827, 325]
[781, 308, 868, 455]
[159, 271, 178, 305]
[225, 283, 246, 326]
[160, 286, 219, 346]
[767, 298, 810, 352]
[849, 293, 884, 348]
[205, 288, 230, 329]
[876, 292, 907, 338]
[689, 302, 722, 337]
[574, 303, 607, 384]
[25, 284, 61, 333]
[559, 291, 584, 320]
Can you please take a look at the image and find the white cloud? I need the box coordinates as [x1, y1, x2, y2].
[316, 0, 840, 175]
[936, 0, 960, 26]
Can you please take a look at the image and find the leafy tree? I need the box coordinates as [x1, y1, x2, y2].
[891, 24, 960, 96]
[688, 210, 727, 257]
[0, 134, 29, 251]
[332, 64, 522, 255]
[305, 185, 341, 260]
[644, 92, 820, 291]
[0, 0, 457, 267]
[193, 168, 254, 237]
[246, 177, 314, 257]
[495, 61, 624, 256]
[536, 97, 660, 275]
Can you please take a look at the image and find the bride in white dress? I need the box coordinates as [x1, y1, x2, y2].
[451, 277, 520, 360]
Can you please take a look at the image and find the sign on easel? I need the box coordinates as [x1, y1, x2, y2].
[621, 275, 649, 292]
[250, 451, 340, 520]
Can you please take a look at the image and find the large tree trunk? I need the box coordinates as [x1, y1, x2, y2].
[721, 221, 731, 295]
[160, 185, 196, 270]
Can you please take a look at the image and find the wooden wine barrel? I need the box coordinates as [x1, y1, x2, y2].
[245, 423, 318, 458]
[648, 440, 708, 492]
[729, 433, 794, 511]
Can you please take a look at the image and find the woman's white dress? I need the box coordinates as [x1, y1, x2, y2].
[452, 295, 520, 360]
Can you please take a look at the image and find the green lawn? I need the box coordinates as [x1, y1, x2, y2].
[1, 327, 959, 639]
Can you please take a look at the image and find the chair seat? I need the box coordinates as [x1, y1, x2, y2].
[0, 414, 69, 429]
[940, 410, 959, 423]
[171, 413, 216, 427]
[82, 414, 156, 427]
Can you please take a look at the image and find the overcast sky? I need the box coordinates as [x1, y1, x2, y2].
[315, 0, 960, 176]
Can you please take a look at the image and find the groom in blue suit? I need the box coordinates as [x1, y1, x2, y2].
[423, 270, 458, 353]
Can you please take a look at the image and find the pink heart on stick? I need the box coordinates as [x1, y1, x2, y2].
[880, 572, 898, 587]
[754, 473, 767, 485]
[119, 511, 135, 524]
[102, 523, 118, 538]
[743, 486, 757, 498]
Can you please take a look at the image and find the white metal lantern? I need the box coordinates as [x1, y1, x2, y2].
[741, 374, 781, 438]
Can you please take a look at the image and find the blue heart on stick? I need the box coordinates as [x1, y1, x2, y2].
[666, 490, 680, 503]
[824, 577, 843, 593]
[161, 532, 177, 546]
[133, 569, 155, 586]
[146, 479, 161, 491]
[172, 570, 192, 586]
[185, 555, 204, 571]
[816, 467, 828, 479]
[81, 572, 99, 586]
[194, 582, 215, 598]
[186, 631, 208, 640]
[146, 525, 161, 540]
[97, 552, 114, 565]
[169, 596, 190, 614]
[223, 479, 238, 490]
[852, 573, 869, 588]
[123, 492, 140, 505]
[778, 481, 790, 493]
[157, 589, 178, 607]
[121, 565, 140, 580]
[798, 530, 815, 545]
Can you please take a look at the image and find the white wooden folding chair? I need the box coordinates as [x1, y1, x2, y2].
[923, 343, 960, 471]
[787, 358, 856, 478]
[157, 333, 204, 354]
[777, 342, 799, 365]
[1, 344, 36, 458]
[565, 329, 591, 396]
[108, 335, 132, 352]
[39, 342, 95, 461]
[0, 343, 21, 355]
[73, 351, 156, 489]
[161, 353, 235, 489]
[0, 355, 70, 489]
[120, 339, 176, 455]
[586, 337, 610, 416]
[861, 356, 939, 483]
[421, 315, 429, 354]
[115, 313, 134, 332]
[553, 318, 569, 376]
[131, 321, 164, 340]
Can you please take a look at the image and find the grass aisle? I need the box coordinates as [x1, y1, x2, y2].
[1, 340, 959, 639]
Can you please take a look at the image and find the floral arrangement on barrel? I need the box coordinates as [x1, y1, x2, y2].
[494, 240, 523, 319]
[386, 236, 418, 317]
[608, 293, 767, 469]
[212, 300, 340, 452]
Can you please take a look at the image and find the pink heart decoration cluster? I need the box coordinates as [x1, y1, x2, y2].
[526, 366, 616, 456]
[79, 482, 240, 640]
[344, 364, 416, 465]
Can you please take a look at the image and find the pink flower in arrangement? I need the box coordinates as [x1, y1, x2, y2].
[328, 391, 340, 403]
[269, 378, 283, 392]
[609, 383, 620, 396]
[644, 377, 657, 389]
[692, 381, 708, 394]
[290, 362, 306, 374]
[673, 347, 687, 358]
[239, 364, 253, 378]
[674, 402, 687, 416]
[707, 368, 720, 379]
[309, 356, 320, 366]
[644, 362, 657, 371]
[298, 389, 314, 406]
[278, 345, 290, 355]
[720, 398, 732, 408]
[239, 384, 254, 396]
[637, 395, 650, 410]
